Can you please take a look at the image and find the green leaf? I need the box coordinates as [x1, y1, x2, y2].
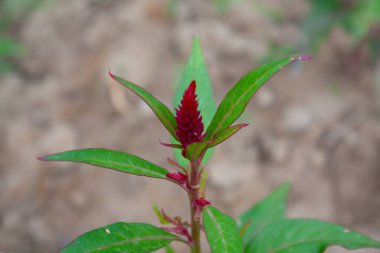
[301, 0, 341, 53]
[208, 124, 248, 148]
[0, 36, 23, 57]
[246, 219, 380, 253]
[40, 148, 169, 179]
[185, 140, 212, 161]
[61, 222, 181, 253]
[165, 245, 175, 253]
[340, 0, 380, 41]
[206, 56, 310, 140]
[212, 0, 240, 12]
[0, 59, 14, 74]
[183, 124, 248, 160]
[203, 206, 243, 253]
[153, 203, 170, 225]
[109, 72, 178, 141]
[172, 36, 217, 167]
[239, 182, 290, 247]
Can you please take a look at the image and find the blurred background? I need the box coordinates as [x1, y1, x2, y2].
[1, 0, 380, 252]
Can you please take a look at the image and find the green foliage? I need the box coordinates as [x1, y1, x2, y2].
[239, 182, 290, 248]
[61, 222, 180, 253]
[256, 0, 380, 63]
[212, 0, 241, 13]
[301, 0, 380, 53]
[0, 36, 23, 74]
[241, 183, 380, 253]
[341, 1, 380, 40]
[247, 219, 380, 253]
[110, 72, 179, 141]
[172, 36, 216, 167]
[203, 206, 243, 253]
[301, 0, 341, 53]
[40, 37, 380, 253]
[0, 37, 23, 57]
[165, 0, 179, 17]
[1, 0, 47, 23]
[185, 141, 210, 161]
[153, 203, 170, 225]
[252, 1, 284, 24]
[0, 0, 50, 74]
[206, 56, 301, 140]
[206, 123, 248, 148]
[40, 148, 169, 179]
[165, 245, 175, 253]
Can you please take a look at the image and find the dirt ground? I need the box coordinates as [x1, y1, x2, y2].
[1, 0, 380, 252]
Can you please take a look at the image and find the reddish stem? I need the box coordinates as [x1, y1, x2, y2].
[189, 157, 201, 253]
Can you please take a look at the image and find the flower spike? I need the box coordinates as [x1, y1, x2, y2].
[175, 80, 204, 157]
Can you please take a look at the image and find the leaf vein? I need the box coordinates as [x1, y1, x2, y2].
[206, 208, 228, 253]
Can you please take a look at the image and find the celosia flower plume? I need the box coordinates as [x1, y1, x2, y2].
[175, 80, 204, 156]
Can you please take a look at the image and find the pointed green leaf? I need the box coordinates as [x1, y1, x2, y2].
[172, 36, 217, 167]
[109, 72, 178, 141]
[206, 56, 311, 139]
[153, 203, 170, 225]
[239, 182, 290, 247]
[61, 222, 181, 253]
[247, 219, 380, 253]
[208, 124, 249, 149]
[40, 148, 169, 179]
[203, 206, 243, 253]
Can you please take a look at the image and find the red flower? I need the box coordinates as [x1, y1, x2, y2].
[175, 81, 204, 156]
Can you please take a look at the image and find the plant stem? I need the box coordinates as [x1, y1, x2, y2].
[189, 158, 201, 253]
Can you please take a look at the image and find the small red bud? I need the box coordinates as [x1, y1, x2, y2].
[192, 198, 211, 209]
[167, 172, 188, 184]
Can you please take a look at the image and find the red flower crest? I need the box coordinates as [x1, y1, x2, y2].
[175, 80, 204, 156]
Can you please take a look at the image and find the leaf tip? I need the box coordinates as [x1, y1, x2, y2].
[292, 55, 313, 62]
[192, 34, 200, 45]
[37, 155, 46, 161]
[108, 68, 116, 80]
[159, 140, 182, 149]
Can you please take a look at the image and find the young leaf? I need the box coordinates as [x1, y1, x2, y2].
[172, 36, 217, 167]
[185, 140, 212, 161]
[203, 206, 243, 253]
[39, 148, 169, 179]
[153, 203, 170, 225]
[246, 219, 380, 253]
[239, 182, 290, 246]
[109, 71, 179, 141]
[206, 56, 311, 139]
[61, 222, 181, 253]
[207, 123, 249, 148]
